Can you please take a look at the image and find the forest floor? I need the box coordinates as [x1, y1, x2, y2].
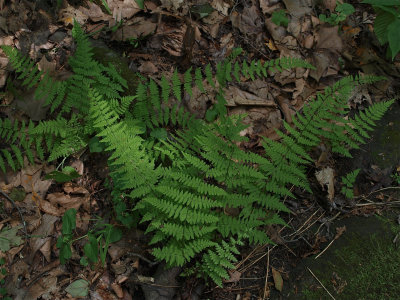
[0, 0, 400, 299]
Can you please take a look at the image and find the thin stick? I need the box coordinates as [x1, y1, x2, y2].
[263, 246, 270, 300]
[307, 267, 336, 300]
[315, 238, 336, 259]
[0, 189, 28, 239]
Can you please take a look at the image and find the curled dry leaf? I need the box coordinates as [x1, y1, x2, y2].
[111, 282, 124, 298]
[47, 192, 85, 211]
[315, 167, 335, 201]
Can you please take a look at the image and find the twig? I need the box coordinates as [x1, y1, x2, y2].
[315, 238, 336, 259]
[307, 267, 336, 300]
[263, 246, 270, 300]
[0, 189, 28, 239]
[128, 252, 159, 267]
[356, 186, 400, 200]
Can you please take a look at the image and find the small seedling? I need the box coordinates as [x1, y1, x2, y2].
[319, 2, 355, 26]
[341, 169, 360, 199]
[271, 9, 289, 27]
[392, 171, 400, 185]
[57, 208, 122, 267]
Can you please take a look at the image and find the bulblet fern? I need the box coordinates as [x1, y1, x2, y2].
[0, 21, 395, 286]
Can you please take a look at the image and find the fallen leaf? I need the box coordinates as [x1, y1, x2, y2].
[334, 226, 346, 239]
[65, 279, 89, 297]
[283, 0, 313, 18]
[315, 167, 335, 201]
[0, 226, 23, 251]
[271, 267, 283, 292]
[39, 239, 52, 262]
[224, 270, 242, 283]
[112, 17, 156, 42]
[27, 276, 58, 299]
[138, 61, 158, 74]
[40, 200, 64, 216]
[30, 214, 58, 259]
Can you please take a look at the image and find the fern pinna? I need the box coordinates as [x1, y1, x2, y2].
[1, 21, 395, 286]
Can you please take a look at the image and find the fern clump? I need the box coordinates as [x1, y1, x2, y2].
[0, 21, 395, 286]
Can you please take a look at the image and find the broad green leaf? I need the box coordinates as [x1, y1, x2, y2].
[105, 226, 122, 244]
[336, 3, 355, 16]
[45, 166, 81, 183]
[84, 234, 99, 264]
[65, 279, 89, 297]
[373, 9, 396, 44]
[88, 136, 105, 153]
[62, 208, 77, 235]
[59, 242, 72, 264]
[388, 18, 400, 59]
[0, 227, 23, 252]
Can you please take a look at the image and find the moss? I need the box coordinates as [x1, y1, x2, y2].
[302, 216, 400, 300]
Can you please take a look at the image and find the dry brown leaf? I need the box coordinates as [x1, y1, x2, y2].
[111, 282, 124, 298]
[211, 0, 230, 16]
[47, 192, 85, 211]
[21, 163, 51, 197]
[26, 276, 58, 299]
[138, 61, 158, 74]
[112, 17, 156, 42]
[30, 214, 58, 258]
[259, 1, 281, 15]
[271, 267, 283, 292]
[316, 26, 343, 52]
[283, 0, 313, 18]
[37, 56, 56, 75]
[225, 86, 276, 107]
[63, 182, 89, 195]
[10, 260, 29, 283]
[323, 0, 336, 11]
[40, 200, 64, 216]
[315, 167, 335, 201]
[334, 226, 346, 239]
[224, 270, 242, 283]
[39, 239, 52, 262]
[7, 244, 24, 263]
[78, 1, 109, 23]
[59, 4, 88, 26]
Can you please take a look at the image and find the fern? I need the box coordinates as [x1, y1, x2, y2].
[0, 21, 395, 287]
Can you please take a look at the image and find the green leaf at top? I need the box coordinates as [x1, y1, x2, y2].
[65, 279, 89, 298]
[83, 234, 99, 264]
[373, 9, 397, 45]
[362, 0, 400, 6]
[336, 3, 355, 16]
[388, 18, 400, 59]
[105, 226, 122, 244]
[271, 9, 289, 27]
[62, 208, 77, 235]
[134, 0, 144, 9]
[44, 166, 81, 183]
